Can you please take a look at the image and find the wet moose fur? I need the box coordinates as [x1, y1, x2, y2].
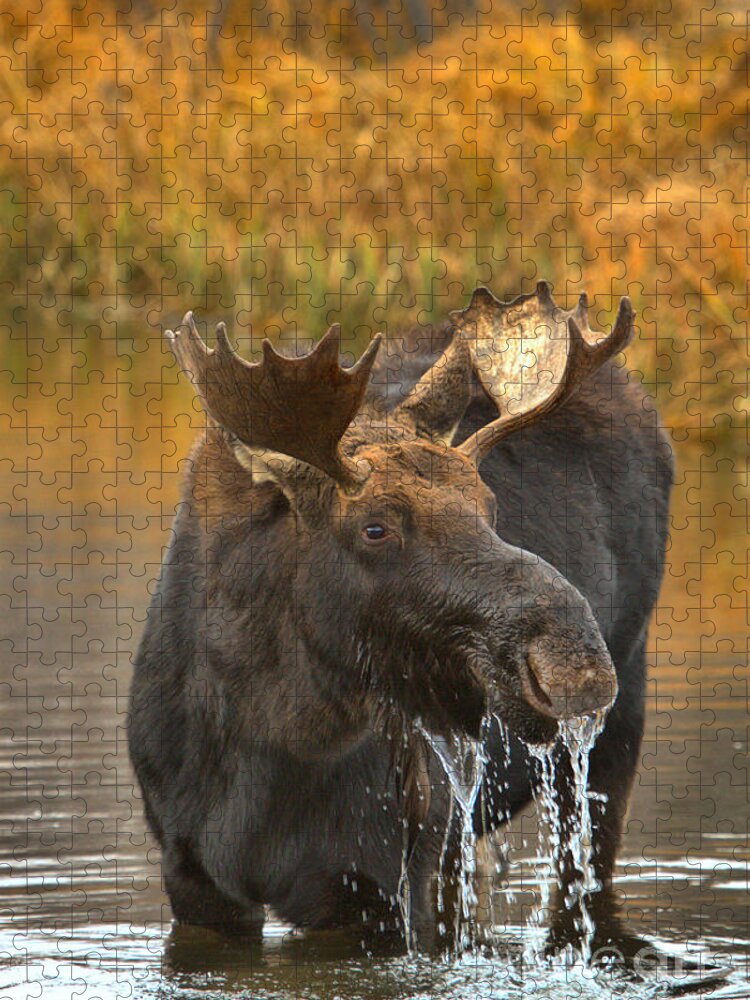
[129, 297, 672, 951]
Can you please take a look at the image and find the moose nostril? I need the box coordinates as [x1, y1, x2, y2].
[522, 648, 560, 718]
[524, 654, 555, 713]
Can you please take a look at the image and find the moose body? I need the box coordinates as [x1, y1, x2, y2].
[129, 286, 671, 950]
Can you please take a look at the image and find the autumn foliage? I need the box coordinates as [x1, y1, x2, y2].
[0, 0, 747, 469]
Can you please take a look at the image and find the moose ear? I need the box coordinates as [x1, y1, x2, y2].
[396, 334, 473, 445]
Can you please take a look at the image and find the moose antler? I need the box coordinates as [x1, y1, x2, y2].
[451, 281, 635, 463]
[166, 312, 382, 490]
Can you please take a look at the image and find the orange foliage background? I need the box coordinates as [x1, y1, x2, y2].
[0, 0, 747, 484]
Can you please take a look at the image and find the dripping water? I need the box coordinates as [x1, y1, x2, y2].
[524, 736, 559, 963]
[417, 721, 489, 952]
[397, 833, 413, 955]
[525, 709, 608, 965]
[409, 710, 607, 962]
[483, 715, 514, 932]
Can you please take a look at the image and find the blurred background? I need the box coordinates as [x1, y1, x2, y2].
[0, 2, 748, 995]
[2, 0, 747, 626]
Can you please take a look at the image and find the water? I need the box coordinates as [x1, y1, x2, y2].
[1, 492, 748, 998]
[524, 737, 563, 961]
[557, 713, 608, 956]
[524, 712, 607, 966]
[422, 714, 608, 965]
[418, 725, 489, 952]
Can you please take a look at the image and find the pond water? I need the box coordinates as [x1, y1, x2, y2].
[1, 471, 748, 999]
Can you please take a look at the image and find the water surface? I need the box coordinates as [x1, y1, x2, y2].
[1, 445, 747, 999]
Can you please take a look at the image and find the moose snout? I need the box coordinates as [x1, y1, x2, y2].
[520, 634, 618, 720]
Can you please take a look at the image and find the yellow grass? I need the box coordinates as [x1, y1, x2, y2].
[0, 0, 747, 474]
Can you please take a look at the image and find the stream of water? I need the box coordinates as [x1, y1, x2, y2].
[418, 725, 489, 953]
[524, 711, 608, 965]
[422, 711, 607, 965]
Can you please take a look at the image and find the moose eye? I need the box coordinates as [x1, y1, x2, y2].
[362, 523, 388, 542]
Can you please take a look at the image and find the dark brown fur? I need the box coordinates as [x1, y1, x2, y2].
[128, 328, 671, 952]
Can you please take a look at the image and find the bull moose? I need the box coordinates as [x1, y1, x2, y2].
[128, 282, 671, 953]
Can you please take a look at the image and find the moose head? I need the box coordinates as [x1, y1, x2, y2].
[167, 282, 630, 746]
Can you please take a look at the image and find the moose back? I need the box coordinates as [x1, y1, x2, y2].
[128, 284, 671, 950]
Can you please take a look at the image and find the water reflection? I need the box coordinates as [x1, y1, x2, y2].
[0, 919, 739, 999]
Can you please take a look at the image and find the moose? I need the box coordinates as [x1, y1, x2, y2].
[128, 282, 672, 953]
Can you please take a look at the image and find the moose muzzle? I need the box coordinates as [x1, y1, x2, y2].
[476, 537, 619, 727]
[520, 629, 618, 720]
